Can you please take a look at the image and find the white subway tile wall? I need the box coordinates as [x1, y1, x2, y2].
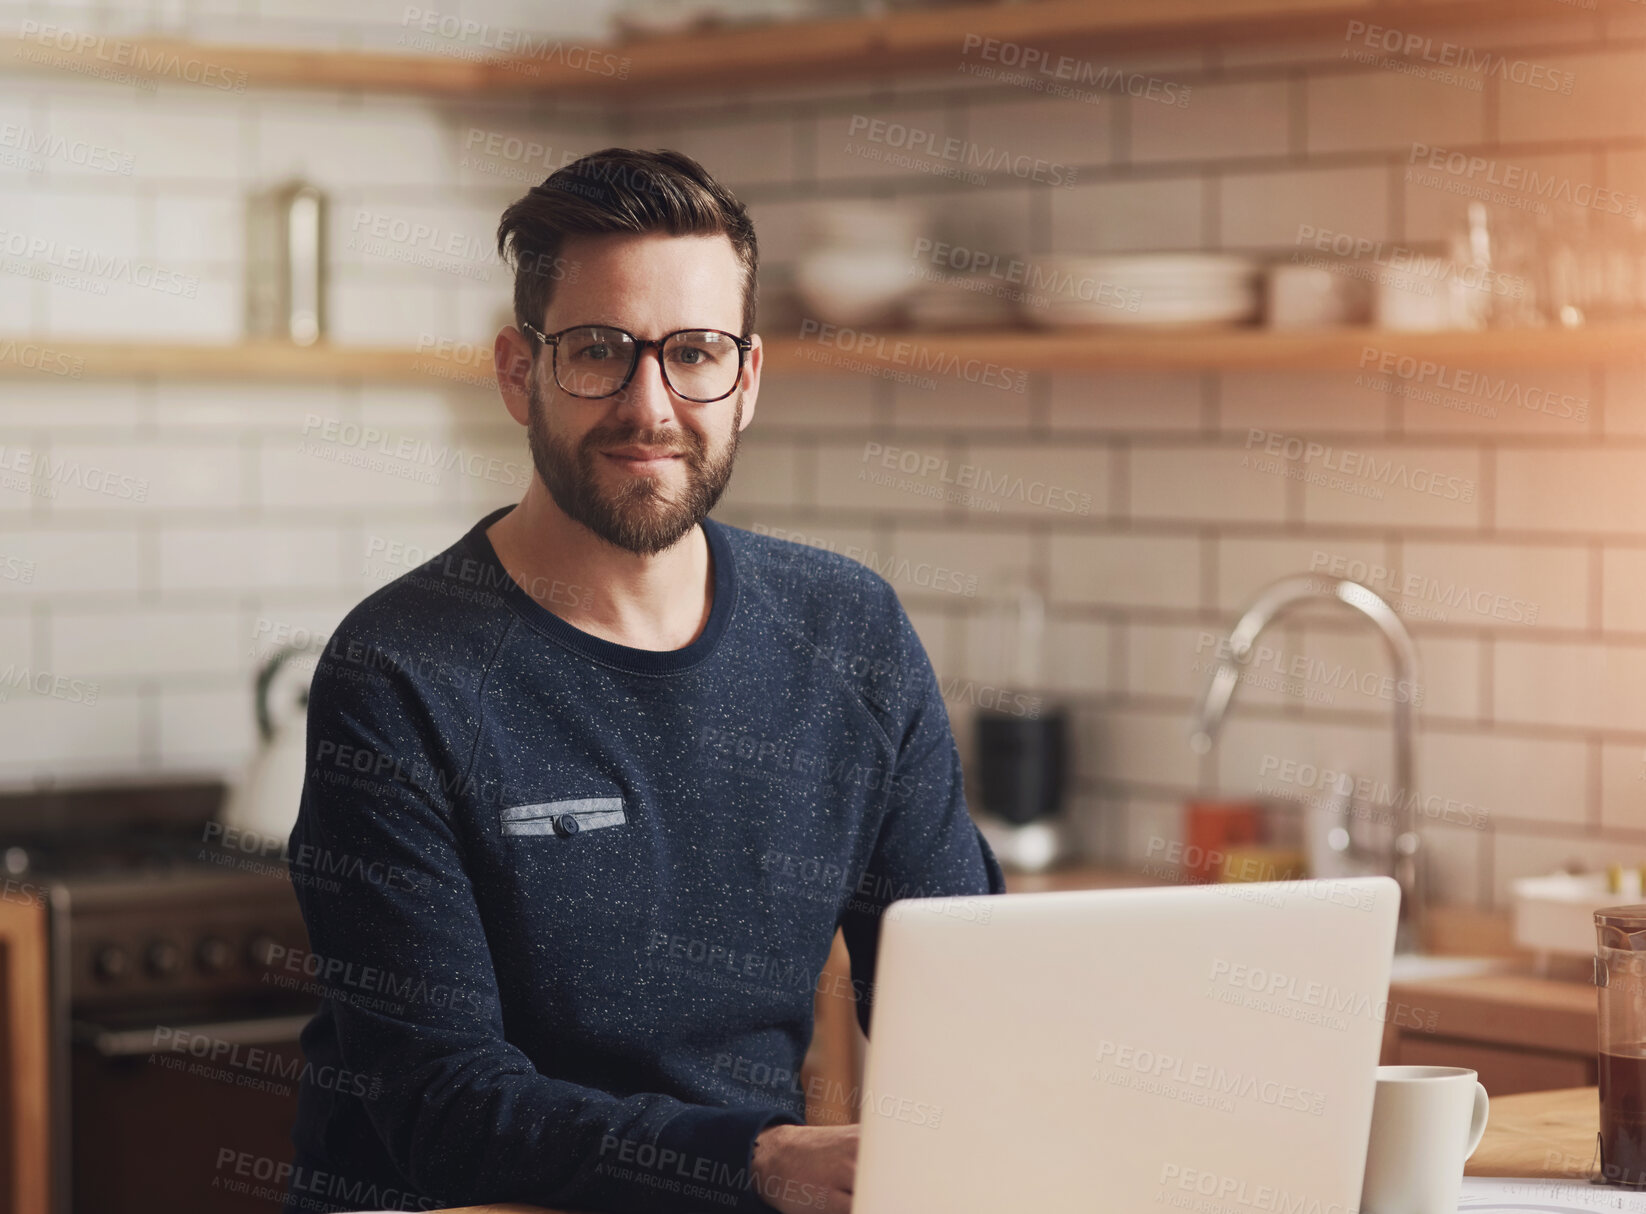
[0, 6, 1641, 905]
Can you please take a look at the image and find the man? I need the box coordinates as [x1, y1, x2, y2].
[283, 148, 1004, 1214]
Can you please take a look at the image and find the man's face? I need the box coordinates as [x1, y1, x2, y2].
[522, 231, 755, 557]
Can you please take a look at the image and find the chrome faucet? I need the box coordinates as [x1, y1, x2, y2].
[1188, 575, 1423, 953]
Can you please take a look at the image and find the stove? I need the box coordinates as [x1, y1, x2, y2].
[0, 781, 316, 1214]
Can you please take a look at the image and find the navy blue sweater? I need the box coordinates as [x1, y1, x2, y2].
[282, 505, 1005, 1214]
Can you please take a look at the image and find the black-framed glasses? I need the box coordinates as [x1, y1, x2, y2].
[521, 321, 752, 403]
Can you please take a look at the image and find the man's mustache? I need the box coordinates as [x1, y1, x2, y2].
[582, 428, 700, 457]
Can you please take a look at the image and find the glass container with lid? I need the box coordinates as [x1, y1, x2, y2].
[1596, 904, 1646, 1187]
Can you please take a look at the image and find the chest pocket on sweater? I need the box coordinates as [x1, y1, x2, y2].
[499, 795, 626, 839]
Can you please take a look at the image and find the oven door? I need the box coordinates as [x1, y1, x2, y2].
[70, 1009, 314, 1214]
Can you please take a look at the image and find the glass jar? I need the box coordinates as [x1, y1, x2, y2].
[1596, 904, 1646, 1187]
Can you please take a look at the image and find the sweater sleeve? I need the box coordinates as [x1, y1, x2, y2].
[288, 648, 802, 1213]
[836, 596, 1008, 1039]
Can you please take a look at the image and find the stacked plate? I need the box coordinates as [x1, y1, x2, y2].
[904, 274, 1020, 330]
[1018, 253, 1262, 328]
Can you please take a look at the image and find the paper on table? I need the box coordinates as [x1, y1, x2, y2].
[1456, 1176, 1641, 1210]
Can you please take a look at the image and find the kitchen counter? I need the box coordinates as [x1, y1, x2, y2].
[1384, 964, 1598, 1095]
[808, 870, 1603, 1107]
[1003, 871, 1602, 1094]
[1465, 1086, 1602, 1180]
[420, 1087, 1605, 1214]
[1390, 969, 1596, 1054]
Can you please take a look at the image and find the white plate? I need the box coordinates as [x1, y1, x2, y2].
[1031, 294, 1257, 315]
[1023, 300, 1258, 328]
[1026, 253, 1260, 281]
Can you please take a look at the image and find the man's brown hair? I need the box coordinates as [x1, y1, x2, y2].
[496, 147, 759, 342]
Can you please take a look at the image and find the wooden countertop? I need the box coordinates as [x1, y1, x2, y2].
[1005, 873, 1599, 1056]
[1465, 1086, 1600, 1180]
[1389, 969, 1597, 1055]
[1006, 877, 1601, 1059]
[424, 1087, 1604, 1214]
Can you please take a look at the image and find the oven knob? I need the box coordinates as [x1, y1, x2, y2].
[94, 944, 130, 982]
[145, 939, 183, 978]
[246, 933, 281, 968]
[197, 936, 233, 974]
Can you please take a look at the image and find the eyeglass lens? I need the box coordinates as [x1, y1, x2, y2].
[555, 326, 742, 402]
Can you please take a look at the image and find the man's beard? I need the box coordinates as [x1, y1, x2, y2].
[525, 374, 742, 557]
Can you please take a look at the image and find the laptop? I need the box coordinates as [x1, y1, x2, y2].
[852, 877, 1400, 1214]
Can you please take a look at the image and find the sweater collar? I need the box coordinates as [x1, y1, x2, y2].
[462, 504, 736, 675]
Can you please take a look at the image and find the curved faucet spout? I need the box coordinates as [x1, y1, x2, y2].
[1188, 575, 1423, 951]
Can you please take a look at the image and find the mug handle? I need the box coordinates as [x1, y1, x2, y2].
[1463, 1082, 1490, 1159]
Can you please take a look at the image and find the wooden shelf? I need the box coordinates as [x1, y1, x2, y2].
[0, 0, 1611, 99]
[3, 325, 1643, 383]
[1, 34, 495, 94]
[0, 339, 500, 383]
[771, 323, 1646, 374]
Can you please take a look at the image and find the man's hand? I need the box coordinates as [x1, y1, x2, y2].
[751, 1122, 859, 1213]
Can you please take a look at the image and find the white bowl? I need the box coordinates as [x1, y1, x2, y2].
[809, 200, 925, 250]
[1512, 871, 1644, 957]
[795, 247, 920, 327]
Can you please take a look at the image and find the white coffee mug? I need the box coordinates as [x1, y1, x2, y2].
[1360, 1065, 1490, 1213]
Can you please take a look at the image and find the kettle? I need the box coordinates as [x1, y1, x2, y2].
[218, 641, 320, 845]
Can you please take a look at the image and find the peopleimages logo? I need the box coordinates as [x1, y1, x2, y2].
[0, 554, 36, 584]
[751, 523, 981, 597]
[910, 237, 1142, 312]
[1244, 429, 1475, 503]
[298, 413, 528, 488]
[1408, 143, 1637, 217]
[697, 725, 917, 799]
[711, 1052, 943, 1128]
[1309, 550, 1540, 626]
[0, 664, 99, 706]
[16, 20, 249, 91]
[594, 1136, 826, 1210]
[1193, 629, 1426, 707]
[1256, 753, 1489, 831]
[261, 943, 483, 1015]
[348, 208, 498, 282]
[958, 34, 1191, 107]
[845, 115, 1079, 187]
[1294, 224, 1524, 298]
[1356, 347, 1587, 422]
[0, 339, 83, 378]
[0, 122, 133, 174]
[1341, 20, 1575, 94]
[0, 228, 199, 298]
[1158, 1163, 1353, 1213]
[398, 6, 630, 78]
[0, 443, 149, 503]
[152, 1023, 382, 1099]
[1093, 1038, 1327, 1116]
[860, 441, 1093, 515]
[214, 1148, 443, 1212]
[460, 128, 584, 183]
[1207, 959, 1438, 1032]
[796, 319, 1029, 394]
